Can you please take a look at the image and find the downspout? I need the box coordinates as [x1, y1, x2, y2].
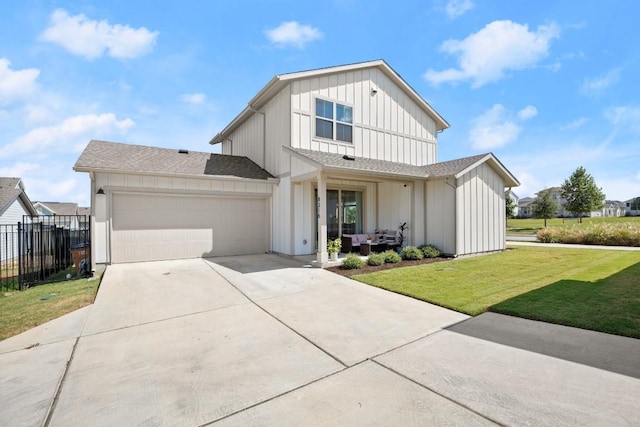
[445, 177, 458, 257]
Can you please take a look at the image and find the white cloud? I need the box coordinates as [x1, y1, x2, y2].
[424, 20, 560, 88]
[469, 104, 522, 150]
[561, 117, 588, 130]
[517, 105, 538, 121]
[265, 21, 323, 49]
[40, 9, 158, 60]
[0, 162, 40, 177]
[581, 68, 621, 95]
[605, 106, 640, 134]
[0, 113, 134, 159]
[0, 58, 40, 105]
[444, 0, 475, 19]
[180, 93, 206, 105]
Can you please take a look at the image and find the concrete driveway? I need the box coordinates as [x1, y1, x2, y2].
[1, 255, 639, 426]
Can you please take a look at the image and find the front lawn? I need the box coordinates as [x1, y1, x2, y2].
[0, 276, 100, 341]
[352, 246, 640, 338]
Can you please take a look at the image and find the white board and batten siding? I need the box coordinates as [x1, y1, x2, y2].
[425, 179, 456, 255]
[93, 172, 273, 264]
[222, 86, 291, 177]
[456, 163, 506, 255]
[291, 68, 438, 167]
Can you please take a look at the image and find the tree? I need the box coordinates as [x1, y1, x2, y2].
[560, 166, 605, 223]
[505, 190, 516, 219]
[532, 190, 558, 227]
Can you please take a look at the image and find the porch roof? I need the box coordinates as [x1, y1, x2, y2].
[286, 148, 520, 187]
[286, 147, 429, 180]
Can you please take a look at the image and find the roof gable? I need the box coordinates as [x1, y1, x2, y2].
[423, 153, 520, 187]
[211, 60, 449, 144]
[0, 177, 37, 217]
[75, 140, 275, 181]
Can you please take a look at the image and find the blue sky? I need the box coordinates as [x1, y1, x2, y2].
[1, 0, 638, 207]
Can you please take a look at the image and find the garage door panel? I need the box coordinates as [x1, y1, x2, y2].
[112, 193, 267, 263]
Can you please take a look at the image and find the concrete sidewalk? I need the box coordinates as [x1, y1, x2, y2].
[1, 255, 639, 426]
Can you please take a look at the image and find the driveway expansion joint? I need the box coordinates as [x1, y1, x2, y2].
[369, 359, 505, 427]
[204, 260, 349, 368]
[43, 337, 80, 427]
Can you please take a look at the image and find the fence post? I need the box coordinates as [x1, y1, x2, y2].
[39, 221, 44, 281]
[18, 222, 23, 290]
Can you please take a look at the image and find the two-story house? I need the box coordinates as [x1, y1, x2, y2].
[75, 60, 519, 266]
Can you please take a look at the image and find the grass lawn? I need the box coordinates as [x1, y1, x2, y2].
[0, 275, 100, 341]
[507, 216, 640, 235]
[353, 246, 640, 338]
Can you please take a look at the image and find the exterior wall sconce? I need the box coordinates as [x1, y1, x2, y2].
[96, 188, 105, 195]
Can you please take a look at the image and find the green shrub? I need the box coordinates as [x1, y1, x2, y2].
[383, 250, 402, 264]
[367, 253, 385, 266]
[419, 244, 441, 258]
[342, 253, 364, 269]
[400, 246, 424, 260]
[536, 223, 640, 246]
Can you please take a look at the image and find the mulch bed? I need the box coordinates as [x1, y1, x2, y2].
[327, 256, 449, 278]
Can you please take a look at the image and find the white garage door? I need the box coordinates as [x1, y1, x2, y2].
[111, 193, 268, 263]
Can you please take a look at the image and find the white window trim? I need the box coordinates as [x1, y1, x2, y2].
[313, 96, 354, 144]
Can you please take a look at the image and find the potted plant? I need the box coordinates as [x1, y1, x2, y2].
[366, 234, 372, 244]
[327, 237, 342, 261]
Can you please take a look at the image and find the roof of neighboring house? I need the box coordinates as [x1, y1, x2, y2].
[74, 140, 275, 181]
[78, 207, 91, 216]
[0, 177, 38, 217]
[34, 202, 79, 216]
[211, 59, 449, 144]
[286, 148, 520, 186]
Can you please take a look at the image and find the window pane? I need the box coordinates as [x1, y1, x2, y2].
[316, 118, 333, 139]
[336, 123, 352, 142]
[316, 98, 333, 120]
[336, 104, 352, 124]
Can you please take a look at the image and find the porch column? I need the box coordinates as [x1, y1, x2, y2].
[316, 172, 328, 264]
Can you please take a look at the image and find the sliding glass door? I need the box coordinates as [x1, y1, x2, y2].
[317, 189, 363, 240]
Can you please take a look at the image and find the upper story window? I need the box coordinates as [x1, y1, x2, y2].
[315, 98, 353, 143]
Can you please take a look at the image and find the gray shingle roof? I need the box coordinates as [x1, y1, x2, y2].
[288, 148, 429, 178]
[75, 140, 274, 180]
[0, 177, 22, 214]
[422, 153, 489, 178]
[34, 202, 79, 216]
[288, 149, 505, 181]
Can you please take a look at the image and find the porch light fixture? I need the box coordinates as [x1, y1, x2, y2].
[371, 88, 378, 95]
[96, 188, 105, 195]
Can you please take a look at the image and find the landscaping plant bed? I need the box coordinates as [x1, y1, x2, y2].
[327, 256, 448, 278]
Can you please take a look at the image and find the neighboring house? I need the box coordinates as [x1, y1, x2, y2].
[0, 177, 37, 261]
[625, 197, 640, 216]
[507, 190, 519, 217]
[75, 60, 519, 266]
[33, 201, 81, 229]
[602, 200, 625, 217]
[536, 187, 569, 217]
[0, 178, 37, 225]
[517, 197, 535, 218]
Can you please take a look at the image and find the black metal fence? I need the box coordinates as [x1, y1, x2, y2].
[0, 215, 90, 291]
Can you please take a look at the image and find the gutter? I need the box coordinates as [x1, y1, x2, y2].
[73, 167, 279, 185]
